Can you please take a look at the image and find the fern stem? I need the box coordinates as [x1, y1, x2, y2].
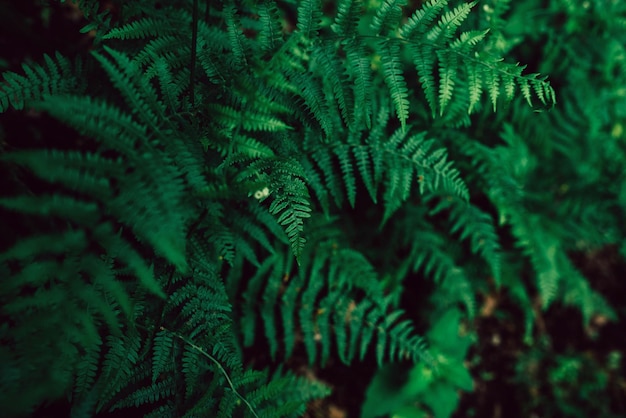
[161, 326, 260, 418]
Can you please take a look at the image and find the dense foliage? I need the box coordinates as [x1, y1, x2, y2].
[0, 0, 624, 417]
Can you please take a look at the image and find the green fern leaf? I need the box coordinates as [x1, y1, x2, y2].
[98, 332, 143, 412]
[209, 104, 291, 132]
[269, 177, 312, 262]
[312, 42, 354, 128]
[289, 70, 334, 138]
[0, 194, 100, 225]
[182, 347, 201, 400]
[370, 0, 407, 35]
[92, 46, 165, 129]
[336, 143, 357, 207]
[519, 75, 533, 106]
[410, 43, 438, 117]
[74, 339, 102, 398]
[380, 40, 410, 130]
[312, 146, 344, 208]
[224, 3, 249, 69]
[488, 68, 500, 111]
[332, 0, 362, 39]
[502, 72, 515, 101]
[258, 0, 284, 53]
[352, 142, 378, 203]
[0, 52, 79, 112]
[111, 377, 174, 410]
[281, 274, 305, 358]
[103, 13, 186, 39]
[296, 0, 322, 39]
[346, 42, 374, 128]
[427, 1, 475, 42]
[152, 329, 174, 384]
[400, 0, 447, 39]
[429, 196, 502, 286]
[467, 63, 483, 113]
[261, 253, 286, 359]
[438, 50, 457, 115]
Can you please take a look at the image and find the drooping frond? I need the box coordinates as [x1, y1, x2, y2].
[301, 116, 468, 222]
[0, 52, 81, 112]
[398, 0, 555, 118]
[332, 0, 362, 39]
[379, 40, 410, 130]
[370, 0, 407, 36]
[428, 195, 502, 286]
[269, 173, 312, 262]
[235, 224, 431, 367]
[296, 0, 322, 40]
[258, 0, 284, 53]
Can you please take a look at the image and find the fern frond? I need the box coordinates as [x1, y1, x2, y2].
[429, 195, 502, 286]
[0, 194, 101, 225]
[336, 143, 358, 207]
[209, 104, 291, 132]
[312, 42, 355, 128]
[151, 329, 174, 384]
[410, 43, 438, 117]
[288, 70, 334, 139]
[383, 129, 469, 222]
[408, 230, 476, 316]
[0, 230, 86, 261]
[111, 377, 175, 410]
[134, 35, 190, 68]
[510, 214, 561, 309]
[29, 92, 192, 275]
[427, 1, 476, 42]
[92, 46, 166, 129]
[74, 338, 102, 398]
[103, 12, 188, 40]
[345, 297, 430, 365]
[370, 0, 407, 36]
[400, 0, 447, 39]
[0, 52, 79, 112]
[296, 0, 322, 40]
[352, 138, 378, 202]
[269, 176, 312, 261]
[346, 42, 374, 128]
[224, 3, 249, 70]
[380, 40, 410, 130]
[487, 68, 500, 111]
[153, 58, 181, 110]
[466, 62, 483, 113]
[437, 49, 458, 115]
[332, 0, 362, 39]
[97, 332, 143, 412]
[258, 0, 284, 53]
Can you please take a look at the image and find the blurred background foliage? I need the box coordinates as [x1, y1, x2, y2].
[1, 0, 625, 417]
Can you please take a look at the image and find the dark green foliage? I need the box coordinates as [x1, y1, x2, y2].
[3, 0, 623, 417]
[0, 52, 82, 112]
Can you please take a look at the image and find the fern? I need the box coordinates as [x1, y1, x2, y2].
[296, 0, 322, 40]
[371, 0, 407, 35]
[428, 194, 502, 286]
[380, 40, 410, 130]
[268, 170, 313, 262]
[301, 116, 468, 222]
[0, 52, 81, 112]
[235, 226, 430, 367]
[151, 329, 174, 384]
[0, 0, 574, 416]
